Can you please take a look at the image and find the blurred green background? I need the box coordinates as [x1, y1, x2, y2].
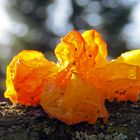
[0, 0, 140, 99]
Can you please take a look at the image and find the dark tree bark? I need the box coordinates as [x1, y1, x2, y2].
[0, 101, 139, 140]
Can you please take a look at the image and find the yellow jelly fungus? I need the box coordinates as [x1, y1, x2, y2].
[4, 30, 139, 125]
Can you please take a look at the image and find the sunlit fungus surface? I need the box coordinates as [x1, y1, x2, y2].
[4, 50, 59, 106]
[4, 30, 140, 125]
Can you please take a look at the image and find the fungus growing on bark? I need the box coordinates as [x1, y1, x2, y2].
[4, 30, 140, 125]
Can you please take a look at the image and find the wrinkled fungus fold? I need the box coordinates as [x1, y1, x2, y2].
[4, 30, 140, 125]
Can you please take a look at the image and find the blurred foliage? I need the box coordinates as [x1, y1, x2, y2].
[0, 0, 137, 94]
[6, 0, 134, 56]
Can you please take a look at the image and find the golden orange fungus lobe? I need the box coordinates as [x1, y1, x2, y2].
[55, 30, 85, 68]
[4, 50, 58, 106]
[95, 49, 140, 101]
[82, 30, 107, 68]
[54, 30, 107, 83]
[55, 30, 107, 70]
[41, 73, 108, 125]
[73, 30, 107, 91]
[116, 49, 140, 66]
